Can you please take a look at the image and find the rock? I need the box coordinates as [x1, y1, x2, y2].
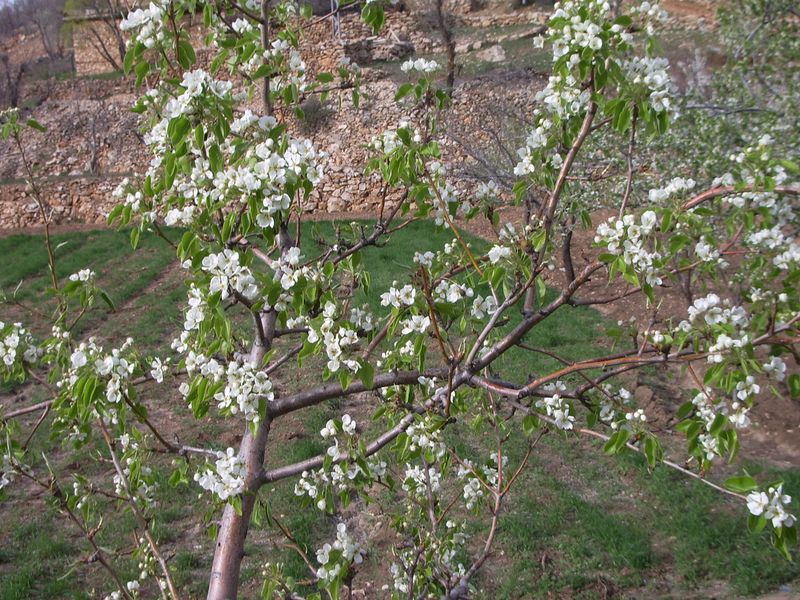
[476, 44, 506, 63]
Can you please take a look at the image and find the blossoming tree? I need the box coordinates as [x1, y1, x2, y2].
[1, 0, 798, 598]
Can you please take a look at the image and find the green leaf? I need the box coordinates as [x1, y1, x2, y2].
[164, 152, 176, 189]
[788, 374, 800, 399]
[748, 513, 767, 533]
[676, 401, 694, 419]
[194, 124, 205, 149]
[724, 475, 758, 493]
[134, 60, 149, 86]
[644, 436, 661, 468]
[522, 414, 539, 435]
[208, 144, 223, 173]
[99, 290, 116, 311]
[26, 118, 46, 133]
[358, 361, 374, 390]
[130, 227, 140, 250]
[169, 116, 191, 147]
[177, 40, 196, 69]
[122, 45, 137, 74]
[603, 428, 630, 455]
[395, 83, 413, 101]
[106, 204, 124, 226]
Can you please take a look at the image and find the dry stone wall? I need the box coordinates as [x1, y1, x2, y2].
[2, 6, 547, 228]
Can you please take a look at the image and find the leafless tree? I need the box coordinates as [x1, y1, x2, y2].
[27, 0, 68, 59]
[0, 54, 25, 108]
[76, 0, 130, 72]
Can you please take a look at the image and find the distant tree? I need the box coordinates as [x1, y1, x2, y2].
[73, 0, 129, 72]
[0, 53, 25, 107]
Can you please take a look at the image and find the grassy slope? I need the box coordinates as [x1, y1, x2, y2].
[0, 222, 798, 598]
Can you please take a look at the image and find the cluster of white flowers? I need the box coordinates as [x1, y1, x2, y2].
[69, 269, 96, 284]
[625, 408, 647, 424]
[535, 381, 575, 430]
[231, 17, 255, 35]
[622, 56, 673, 113]
[632, 1, 669, 26]
[321, 414, 357, 439]
[0, 321, 41, 367]
[321, 413, 358, 460]
[113, 434, 157, 507]
[456, 453, 507, 509]
[433, 279, 474, 304]
[167, 70, 232, 120]
[295, 461, 364, 511]
[690, 386, 751, 462]
[348, 305, 375, 332]
[487, 244, 512, 264]
[745, 226, 800, 271]
[0, 453, 15, 490]
[536, 72, 592, 119]
[148, 357, 168, 383]
[402, 464, 441, 498]
[747, 485, 797, 529]
[470, 294, 498, 319]
[550, 0, 612, 59]
[475, 180, 500, 202]
[513, 120, 552, 176]
[120, 1, 167, 48]
[406, 415, 446, 459]
[598, 385, 633, 427]
[315, 523, 365, 583]
[113, 178, 145, 213]
[693, 237, 726, 266]
[401, 315, 430, 336]
[177, 285, 206, 346]
[194, 448, 246, 501]
[380, 282, 417, 309]
[370, 121, 421, 153]
[62, 338, 136, 409]
[262, 247, 310, 294]
[678, 293, 751, 363]
[230, 109, 277, 135]
[414, 251, 435, 268]
[774, 242, 800, 270]
[685, 293, 749, 329]
[307, 302, 361, 373]
[139, 80, 326, 233]
[214, 360, 273, 424]
[201, 249, 258, 301]
[594, 211, 662, 286]
[387, 522, 467, 593]
[648, 177, 696, 203]
[763, 356, 787, 382]
[400, 58, 439, 74]
[270, 46, 309, 94]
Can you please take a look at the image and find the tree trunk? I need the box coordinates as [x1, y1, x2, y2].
[206, 312, 276, 600]
[206, 417, 272, 599]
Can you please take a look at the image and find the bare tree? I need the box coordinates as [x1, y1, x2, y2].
[26, 0, 68, 59]
[0, 54, 25, 108]
[77, 0, 129, 72]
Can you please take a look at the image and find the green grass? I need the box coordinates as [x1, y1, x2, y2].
[0, 520, 83, 600]
[1, 228, 178, 338]
[1, 221, 798, 598]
